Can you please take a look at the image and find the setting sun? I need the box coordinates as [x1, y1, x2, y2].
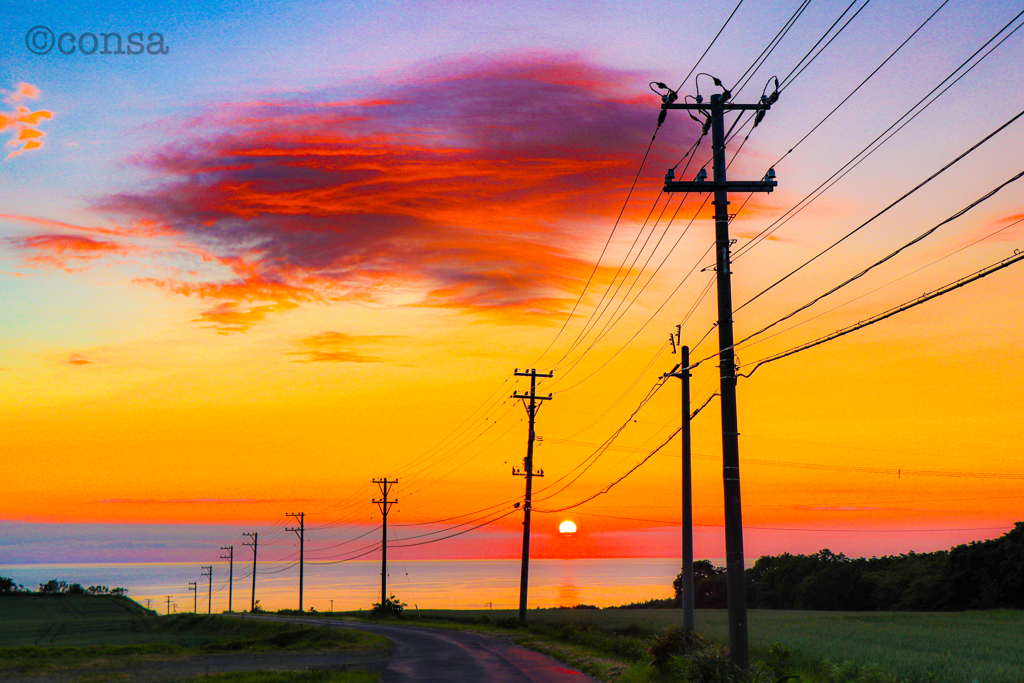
[558, 521, 577, 535]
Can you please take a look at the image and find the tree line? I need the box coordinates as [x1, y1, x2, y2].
[673, 521, 1024, 611]
[0, 577, 127, 596]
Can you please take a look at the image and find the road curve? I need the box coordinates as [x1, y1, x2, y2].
[240, 615, 597, 683]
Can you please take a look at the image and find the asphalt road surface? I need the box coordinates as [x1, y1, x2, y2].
[243, 615, 597, 683]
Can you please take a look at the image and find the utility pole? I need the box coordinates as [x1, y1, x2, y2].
[188, 581, 197, 613]
[145, 598, 151, 610]
[165, 595, 171, 615]
[512, 367, 553, 625]
[660, 84, 778, 669]
[664, 328, 695, 633]
[201, 565, 212, 614]
[220, 546, 234, 613]
[285, 513, 305, 612]
[242, 532, 258, 612]
[373, 479, 397, 616]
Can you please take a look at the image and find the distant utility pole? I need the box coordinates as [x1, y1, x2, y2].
[373, 478, 398, 616]
[220, 546, 234, 613]
[165, 595, 172, 615]
[201, 565, 212, 615]
[242, 532, 258, 612]
[145, 598, 151, 610]
[285, 513, 305, 612]
[661, 85, 778, 669]
[188, 581, 197, 613]
[664, 327, 694, 633]
[512, 367, 553, 625]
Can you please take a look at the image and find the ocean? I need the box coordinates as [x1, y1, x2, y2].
[0, 558, 686, 613]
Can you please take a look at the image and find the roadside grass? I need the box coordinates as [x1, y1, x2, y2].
[318, 607, 1024, 683]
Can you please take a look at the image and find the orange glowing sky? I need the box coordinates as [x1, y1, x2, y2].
[2, 0, 1023, 566]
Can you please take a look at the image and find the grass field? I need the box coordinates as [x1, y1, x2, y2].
[350, 607, 1024, 683]
[0, 595, 384, 650]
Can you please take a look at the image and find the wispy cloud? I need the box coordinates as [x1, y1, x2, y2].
[2, 82, 52, 158]
[193, 300, 301, 334]
[288, 330, 396, 363]
[9, 234, 136, 272]
[97, 498, 294, 504]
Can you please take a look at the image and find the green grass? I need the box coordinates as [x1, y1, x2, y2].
[324, 607, 1024, 683]
[0, 594, 156, 647]
[0, 595, 387, 654]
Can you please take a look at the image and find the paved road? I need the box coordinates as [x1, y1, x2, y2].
[242, 615, 597, 683]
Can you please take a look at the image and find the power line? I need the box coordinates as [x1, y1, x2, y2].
[734, 7, 1024, 259]
[736, 107, 1024, 320]
[565, 511, 1013, 534]
[740, 250, 1024, 377]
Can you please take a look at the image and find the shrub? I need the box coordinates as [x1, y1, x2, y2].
[765, 643, 797, 679]
[669, 642, 769, 683]
[649, 625, 707, 672]
[370, 594, 407, 618]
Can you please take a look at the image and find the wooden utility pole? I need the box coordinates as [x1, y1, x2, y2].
[285, 513, 305, 612]
[219, 546, 234, 613]
[188, 581, 197, 613]
[664, 328, 695, 633]
[661, 86, 777, 668]
[512, 368, 553, 624]
[201, 566, 212, 614]
[165, 595, 172, 615]
[242, 532, 258, 612]
[373, 479, 397, 616]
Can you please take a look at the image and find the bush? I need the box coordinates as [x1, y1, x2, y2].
[370, 594, 407, 618]
[669, 642, 771, 683]
[765, 643, 797, 679]
[649, 625, 707, 672]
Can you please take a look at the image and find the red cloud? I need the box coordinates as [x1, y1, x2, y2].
[98, 53, 703, 328]
[11, 234, 135, 271]
[67, 353, 91, 365]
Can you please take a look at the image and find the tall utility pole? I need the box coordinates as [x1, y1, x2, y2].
[661, 86, 778, 668]
[285, 513, 305, 612]
[165, 595, 172, 615]
[220, 546, 234, 613]
[201, 565, 212, 614]
[188, 581, 197, 613]
[373, 478, 397, 616]
[664, 328, 695, 633]
[512, 367, 553, 625]
[242, 532, 258, 612]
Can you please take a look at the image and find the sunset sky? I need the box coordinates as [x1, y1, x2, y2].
[2, 0, 1023, 572]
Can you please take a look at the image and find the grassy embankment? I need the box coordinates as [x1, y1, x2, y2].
[312, 607, 1024, 683]
[0, 594, 386, 682]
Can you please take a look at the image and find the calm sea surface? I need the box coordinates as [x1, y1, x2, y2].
[0, 558, 692, 613]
